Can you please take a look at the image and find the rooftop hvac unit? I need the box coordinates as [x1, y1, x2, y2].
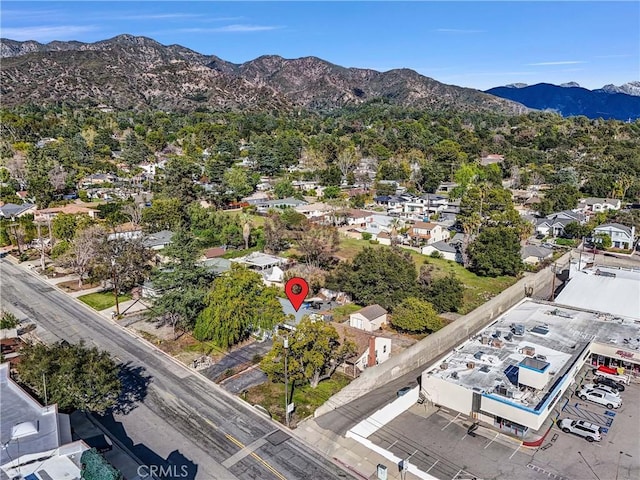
[451, 371, 459, 379]
[481, 336, 490, 345]
[440, 362, 448, 370]
[521, 346, 536, 356]
[505, 332, 514, 341]
[474, 351, 484, 360]
[466, 361, 476, 369]
[491, 339, 504, 348]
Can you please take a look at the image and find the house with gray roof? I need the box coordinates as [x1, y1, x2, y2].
[521, 245, 554, 265]
[593, 223, 636, 249]
[349, 304, 388, 332]
[255, 197, 307, 213]
[421, 240, 462, 263]
[0, 203, 36, 219]
[143, 230, 174, 250]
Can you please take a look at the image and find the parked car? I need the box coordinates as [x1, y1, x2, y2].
[576, 387, 622, 409]
[594, 376, 626, 392]
[559, 419, 602, 442]
[581, 383, 620, 397]
[396, 386, 413, 397]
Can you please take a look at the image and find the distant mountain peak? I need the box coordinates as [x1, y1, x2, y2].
[505, 83, 528, 88]
[0, 35, 529, 115]
[560, 82, 581, 88]
[600, 81, 640, 97]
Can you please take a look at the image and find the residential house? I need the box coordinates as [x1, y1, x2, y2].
[349, 304, 388, 332]
[295, 202, 334, 220]
[521, 245, 554, 265]
[408, 222, 448, 245]
[480, 154, 505, 166]
[78, 172, 117, 188]
[339, 209, 374, 227]
[202, 247, 226, 259]
[255, 197, 308, 213]
[421, 241, 462, 263]
[199, 257, 232, 275]
[578, 197, 621, 213]
[593, 223, 636, 250]
[373, 195, 409, 215]
[107, 222, 143, 241]
[231, 252, 289, 284]
[35, 204, 99, 221]
[0, 363, 90, 480]
[437, 181, 459, 194]
[332, 323, 392, 377]
[0, 203, 36, 219]
[142, 230, 174, 250]
[534, 210, 587, 238]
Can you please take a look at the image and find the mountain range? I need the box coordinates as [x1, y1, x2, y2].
[0, 34, 527, 115]
[486, 82, 640, 121]
[1, 34, 637, 120]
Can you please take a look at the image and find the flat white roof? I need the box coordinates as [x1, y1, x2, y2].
[555, 266, 640, 320]
[427, 299, 640, 409]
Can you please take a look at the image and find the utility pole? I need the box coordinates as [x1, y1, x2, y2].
[284, 336, 289, 428]
[551, 261, 557, 301]
[111, 257, 120, 316]
[36, 221, 46, 271]
[42, 373, 48, 407]
[10, 216, 22, 255]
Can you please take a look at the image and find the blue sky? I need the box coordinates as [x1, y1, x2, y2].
[2, 1, 639, 90]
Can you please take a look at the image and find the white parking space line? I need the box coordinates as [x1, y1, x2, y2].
[426, 459, 439, 473]
[509, 444, 522, 459]
[442, 413, 461, 431]
[484, 432, 499, 449]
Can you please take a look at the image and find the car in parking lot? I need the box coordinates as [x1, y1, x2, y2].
[594, 376, 626, 392]
[559, 418, 602, 442]
[581, 383, 620, 397]
[577, 386, 622, 409]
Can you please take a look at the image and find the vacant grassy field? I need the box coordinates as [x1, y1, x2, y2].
[245, 373, 352, 425]
[78, 292, 132, 311]
[335, 235, 517, 314]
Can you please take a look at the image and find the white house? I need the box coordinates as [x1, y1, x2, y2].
[409, 222, 448, 245]
[349, 304, 388, 332]
[295, 202, 333, 219]
[521, 245, 554, 265]
[421, 241, 461, 262]
[593, 223, 635, 250]
[332, 323, 392, 377]
[578, 197, 621, 213]
[107, 222, 143, 241]
[142, 230, 174, 250]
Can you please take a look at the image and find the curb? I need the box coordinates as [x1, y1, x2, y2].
[7, 259, 356, 480]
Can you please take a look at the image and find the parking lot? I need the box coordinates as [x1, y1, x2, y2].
[366, 366, 639, 480]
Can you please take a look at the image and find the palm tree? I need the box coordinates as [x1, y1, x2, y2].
[460, 212, 481, 267]
[389, 218, 402, 246]
[240, 214, 252, 250]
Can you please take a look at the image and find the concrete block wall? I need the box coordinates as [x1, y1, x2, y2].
[315, 252, 572, 416]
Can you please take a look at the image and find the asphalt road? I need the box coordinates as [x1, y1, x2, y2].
[0, 259, 352, 480]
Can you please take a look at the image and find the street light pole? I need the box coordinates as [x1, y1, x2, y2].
[10, 216, 22, 255]
[283, 336, 289, 428]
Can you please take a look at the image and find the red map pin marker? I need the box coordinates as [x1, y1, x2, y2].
[285, 277, 309, 312]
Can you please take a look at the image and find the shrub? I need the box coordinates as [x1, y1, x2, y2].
[361, 232, 372, 240]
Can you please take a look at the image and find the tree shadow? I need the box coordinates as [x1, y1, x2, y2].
[111, 362, 152, 415]
[95, 412, 198, 480]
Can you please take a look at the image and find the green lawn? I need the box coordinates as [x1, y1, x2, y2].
[78, 292, 132, 311]
[245, 373, 352, 425]
[333, 235, 517, 314]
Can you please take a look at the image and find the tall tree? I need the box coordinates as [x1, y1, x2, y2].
[58, 224, 105, 288]
[194, 265, 284, 348]
[468, 226, 523, 277]
[261, 318, 356, 389]
[391, 297, 443, 333]
[327, 247, 418, 311]
[296, 224, 339, 268]
[17, 341, 121, 414]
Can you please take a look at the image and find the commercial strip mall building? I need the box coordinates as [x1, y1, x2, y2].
[420, 265, 640, 438]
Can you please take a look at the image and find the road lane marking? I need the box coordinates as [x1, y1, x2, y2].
[222, 438, 267, 468]
[426, 459, 439, 473]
